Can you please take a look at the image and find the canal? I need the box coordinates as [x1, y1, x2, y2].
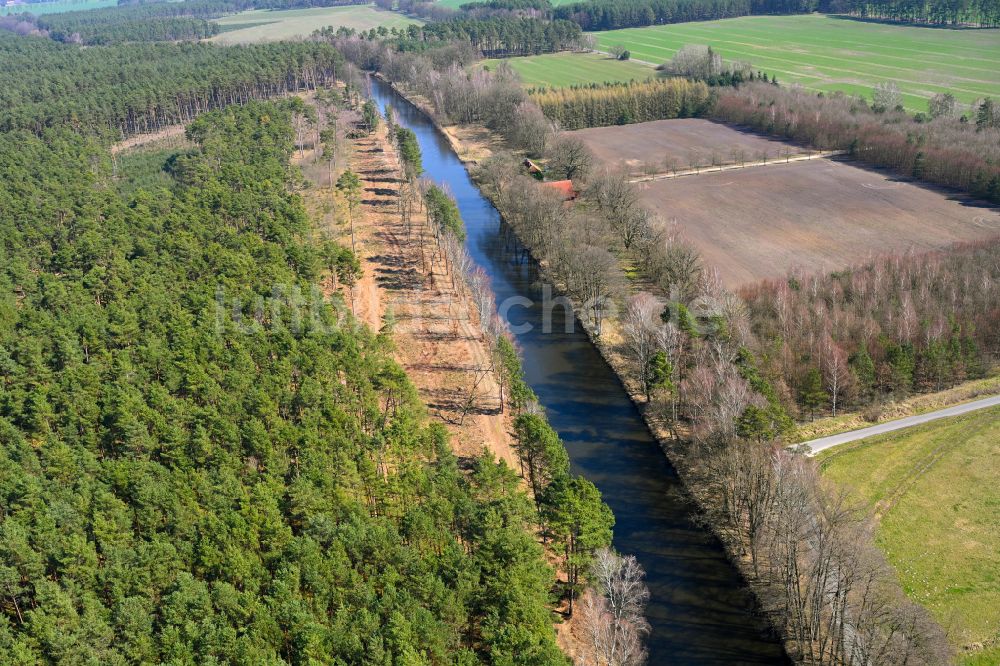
[368, 76, 788, 664]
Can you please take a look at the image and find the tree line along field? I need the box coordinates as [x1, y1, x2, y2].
[585, 14, 1000, 111]
[492, 51, 655, 88]
[211, 5, 421, 44]
[818, 406, 1000, 664]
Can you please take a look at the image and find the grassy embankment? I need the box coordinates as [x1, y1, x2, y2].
[818, 406, 1000, 663]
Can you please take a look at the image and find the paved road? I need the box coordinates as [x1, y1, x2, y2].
[798, 394, 1000, 456]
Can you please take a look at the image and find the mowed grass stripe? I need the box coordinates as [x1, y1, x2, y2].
[637, 23, 1000, 81]
[594, 39, 903, 95]
[599, 19, 1000, 74]
[667, 14, 1000, 61]
[595, 18, 1000, 74]
[588, 42, 936, 111]
[630, 24, 1000, 88]
[595, 29, 998, 91]
[593, 17, 1000, 109]
[612, 33, 998, 101]
[599, 22, 996, 64]
[598, 39, 835, 89]
[679, 16, 1000, 62]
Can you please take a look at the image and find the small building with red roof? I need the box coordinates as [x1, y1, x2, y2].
[542, 179, 579, 201]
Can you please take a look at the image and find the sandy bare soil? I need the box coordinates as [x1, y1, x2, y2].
[111, 124, 188, 154]
[569, 118, 804, 174]
[303, 123, 518, 467]
[636, 158, 1000, 287]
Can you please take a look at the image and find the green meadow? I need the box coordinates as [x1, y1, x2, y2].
[591, 14, 1000, 111]
[819, 406, 1000, 659]
[435, 0, 578, 6]
[211, 5, 420, 44]
[0, 0, 116, 15]
[493, 51, 655, 88]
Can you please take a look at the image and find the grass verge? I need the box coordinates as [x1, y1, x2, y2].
[819, 405, 1000, 655]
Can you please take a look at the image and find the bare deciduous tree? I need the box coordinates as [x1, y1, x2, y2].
[621, 293, 665, 401]
[927, 92, 956, 119]
[567, 245, 620, 336]
[872, 81, 902, 112]
[579, 548, 650, 666]
[588, 169, 650, 250]
[546, 134, 594, 182]
[821, 333, 852, 417]
[646, 221, 702, 303]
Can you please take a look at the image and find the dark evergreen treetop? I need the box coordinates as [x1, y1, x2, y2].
[0, 98, 570, 664]
[0, 32, 342, 138]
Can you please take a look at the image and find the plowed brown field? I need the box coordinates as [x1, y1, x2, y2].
[570, 118, 803, 174]
[635, 158, 1000, 287]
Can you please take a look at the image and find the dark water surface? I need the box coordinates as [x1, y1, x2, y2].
[368, 77, 788, 664]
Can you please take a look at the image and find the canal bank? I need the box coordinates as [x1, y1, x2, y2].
[366, 76, 789, 664]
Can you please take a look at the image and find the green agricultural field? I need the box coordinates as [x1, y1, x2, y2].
[435, 0, 577, 6]
[0, 0, 116, 15]
[592, 14, 1000, 111]
[818, 406, 1000, 659]
[211, 5, 420, 44]
[493, 51, 655, 89]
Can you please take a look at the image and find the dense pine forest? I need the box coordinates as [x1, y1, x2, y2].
[0, 14, 625, 661]
[531, 80, 713, 129]
[32, 9, 219, 44]
[414, 16, 583, 55]
[0, 90, 580, 663]
[553, 0, 815, 29]
[0, 33, 341, 137]
[833, 0, 1000, 26]
[547, 0, 1000, 28]
[323, 15, 585, 56]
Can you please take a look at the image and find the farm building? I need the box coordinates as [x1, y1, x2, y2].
[523, 158, 543, 177]
[542, 179, 579, 201]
